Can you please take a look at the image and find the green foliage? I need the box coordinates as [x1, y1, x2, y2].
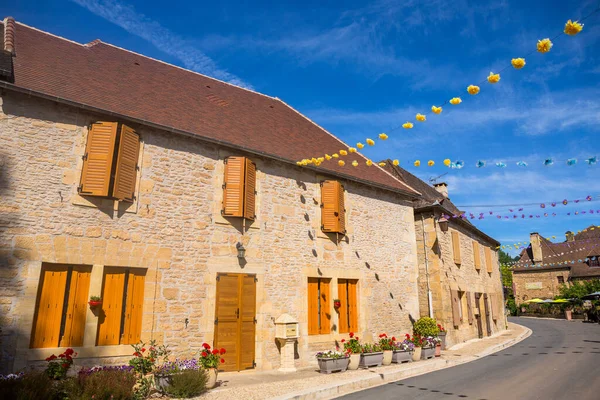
[499, 250, 517, 291]
[45, 348, 77, 380]
[164, 370, 208, 398]
[506, 297, 518, 316]
[76, 370, 136, 400]
[413, 317, 440, 338]
[0, 371, 58, 400]
[558, 279, 600, 299]
[342, 333, 361, 354]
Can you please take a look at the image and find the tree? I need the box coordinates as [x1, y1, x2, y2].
[499, 250, 518, 290]
[558, 279, 600, 299]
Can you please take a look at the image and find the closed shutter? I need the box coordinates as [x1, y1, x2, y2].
[223, 157, 245, 217]
[319, 279, 331, 334]
[239, 275, 257, 370]
[473, 242, 481, 270]
[452, 231, 461, 264]
[338, 279, 349, 333]
[214, 274, 240, 372]
[451, 290, 460, 328]
[243, 159, 256, 221]
[466, 292, 474, 325]
[122, 270, 145, 345]
[348, 279, 358, 333]
[79, 122, 118, 196]
[485, 247, 493, 273]
[31, 266, 69, 348]
[490, 294, 497, 321]
[112, 124, 140, 202]
[97, 269, 126, 346]
[307, 278, 319, 335]
[321, 181, 344, 234]
[60, 267, 91, 347]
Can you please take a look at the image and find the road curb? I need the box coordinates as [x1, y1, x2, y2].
[270, 324, 531, 400]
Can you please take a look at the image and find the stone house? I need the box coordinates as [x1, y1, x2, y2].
[383, 163, 506, 346]
[0, 18, 424, 373]
[513, 228, 600, 304]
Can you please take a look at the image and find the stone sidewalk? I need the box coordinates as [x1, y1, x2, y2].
[194, 322, 530, 400]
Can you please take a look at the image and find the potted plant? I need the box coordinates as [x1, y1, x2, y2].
[437, 324, 447, 350]
[88, 295, 102, 308]
[378, 333, 395, 365]
[154, 358, 201, 392]
[333, 299, 342, 310]
[341, 332, 361, 370]
[199, 343, 225, 389]
[421, 337, 438, 360]
[359, 343, 383, 368]
[315, 350, 349, 374]
[564, 306, 573, 321]
[405, 334, 423, 361]
[391, 339, 414, 364]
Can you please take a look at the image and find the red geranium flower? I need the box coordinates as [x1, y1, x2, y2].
[201, 351, 208, 357]
[62, 363, 69, 368]
[356, 337, 359, 341]
[349, 332, 354, 338]
[212, 349, 219, 355]
[220, 358, 225, 363]
[133, 352, 142, 357]
[341, 339, 345, 343]
[392, 337, 396, 341]
[45, 355, 57, 362]
[202, 343, 211, 349]
[220, 348, 226, 355]
[141, 348, 146, 352]
[405, 333, 410, 339]
[65, 348, 74, 356]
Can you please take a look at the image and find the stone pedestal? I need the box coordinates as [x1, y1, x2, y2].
[277, 337, 297, 373]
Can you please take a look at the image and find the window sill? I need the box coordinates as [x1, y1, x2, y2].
[26, 344, 135, 361]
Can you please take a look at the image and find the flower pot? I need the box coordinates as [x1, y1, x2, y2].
[421, 346, 435, 360]
[411, 347, 422, 361]
[317, 356, 349, 374]
[382, 350, 393, 365]
[391, 350, 412, 364]
[205, 368, 218, 389]
[438, 331, 447, 350]
[565, 310, 572, 321]
[359, 352, 383, 368]
[88, 300, 102, 307]
[155, 373, 177, 392]
[435, 343, 441, 357]
[348, 354, 360, 370]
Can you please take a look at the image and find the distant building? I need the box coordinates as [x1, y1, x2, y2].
[513, 228, 600, 303]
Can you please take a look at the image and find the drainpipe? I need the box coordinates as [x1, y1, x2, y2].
[421, 214, 434, 318]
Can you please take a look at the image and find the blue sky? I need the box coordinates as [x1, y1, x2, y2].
[3, 0, 600, 254]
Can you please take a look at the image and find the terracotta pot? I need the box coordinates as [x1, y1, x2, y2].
[412, 347, 422, 361]
[205, 368, 218, 389]
[438, 331, 447, 350]
[88, 300, 102, 307]
[435, 343, 441, 357]
[348, 354, 360, 370]
[382, 350, 393, 365]
[565, 310, 572, 321]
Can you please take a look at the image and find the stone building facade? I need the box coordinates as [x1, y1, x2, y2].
[0, 19, 423, 373]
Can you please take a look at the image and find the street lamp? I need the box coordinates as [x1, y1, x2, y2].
[236, 242, 246, 259]
[438, 216, 449, 232]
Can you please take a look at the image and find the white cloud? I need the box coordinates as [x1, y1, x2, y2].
[70, 0, 251, 89]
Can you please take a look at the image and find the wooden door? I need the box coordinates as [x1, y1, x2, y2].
[214, 273, 256, 372]
[474, 292, 483, 339]
[483, 293, 492, 336]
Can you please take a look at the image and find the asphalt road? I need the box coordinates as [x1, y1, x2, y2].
[338, 317, 600, 400]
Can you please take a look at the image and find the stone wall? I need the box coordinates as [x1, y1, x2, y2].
[414, 211, 505, 347]
[513, 269, 570, 304]
[0, 91, 420, 373]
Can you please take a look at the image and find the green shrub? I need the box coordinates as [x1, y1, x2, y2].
[0, 371, 58, 400]
[164, 370, 208, 398]
[506, 297, 518, 316]
[77, 370, 136, 400]
[413, 317, 440, 337]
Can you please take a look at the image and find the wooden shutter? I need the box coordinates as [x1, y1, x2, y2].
[60, 267, 91, 347]
[307, 278, 319, 335]
[214, 274, 241, 372]
[490, 294, 497, 321]
[122, 270, 145, 345]
[112, 124, 140, 202]
[338, 279, 349, 334]
[97, 269, 126, 346]
[473, 241, 481, 270]
[321, 181, 344, 234]
[452, 231, 461, 264]
[223, 157, 245, 218]
[243, 159, 256, 221]
[319, 279, 331, 334]
[348, 279, 358, 333]
[485, 247, 493, 273]
[466, 292, 474, 325]
[31, 265, 69, 348]
[79, 122, 118, 196]
[450, 290, 460, 328]
[239, 275, 256, 370]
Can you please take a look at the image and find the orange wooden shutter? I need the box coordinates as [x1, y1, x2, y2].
[79, 122, 118, 197]
[239, 274, 257, 370]
[452, 231, 461, 264]
[97, 269, 125, 346]
[450, 290, 460, 328]
[348, 280, 358, 333]
[473, 241, 481, 270]
[307, 278, 319, 335]
[223, 157, 245, 217]
[338, 279, 349, 334]
[466, 291, 474, 325]
[485, 247, 493, 273]
[122, 270, 145, 345]
[321, 181, 343, 234]
[490, 294, 497, 320]
[112, 124, 140, 202]
[31, 265, 69, 348]
[243, 159, 256, 221]
[338, 184, 346, 234]
[319, 279, 331, 334]
[61, 267, 91, 347]
[214, 274, 241, 372]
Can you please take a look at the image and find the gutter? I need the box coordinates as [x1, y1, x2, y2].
[0, 82, 419, 200]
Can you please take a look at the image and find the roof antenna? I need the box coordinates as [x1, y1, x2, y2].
[429, 172, 448, 185]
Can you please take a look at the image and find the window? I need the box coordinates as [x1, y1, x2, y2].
[222, 156, 256, 220]
[337, 279, 358, 333]
[31, 264, 91, 348]
[485, 247, 493, 273]
[79, 122, 140, 202]
[557, 276, 565, 284]
[473, 241, 481, 270]
[321, 180, 346, 235]
[589, 256, 600, 267]
[307, 278, 331, 335]
[97, 267, 146, 346]
[451, 231, 461, 265]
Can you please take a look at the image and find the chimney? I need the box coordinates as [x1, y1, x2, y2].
[3, 17, 16, 55]
[530, 232, 543, 264]
[565, 231, 574, 242]
[433, 182, 448, 198]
